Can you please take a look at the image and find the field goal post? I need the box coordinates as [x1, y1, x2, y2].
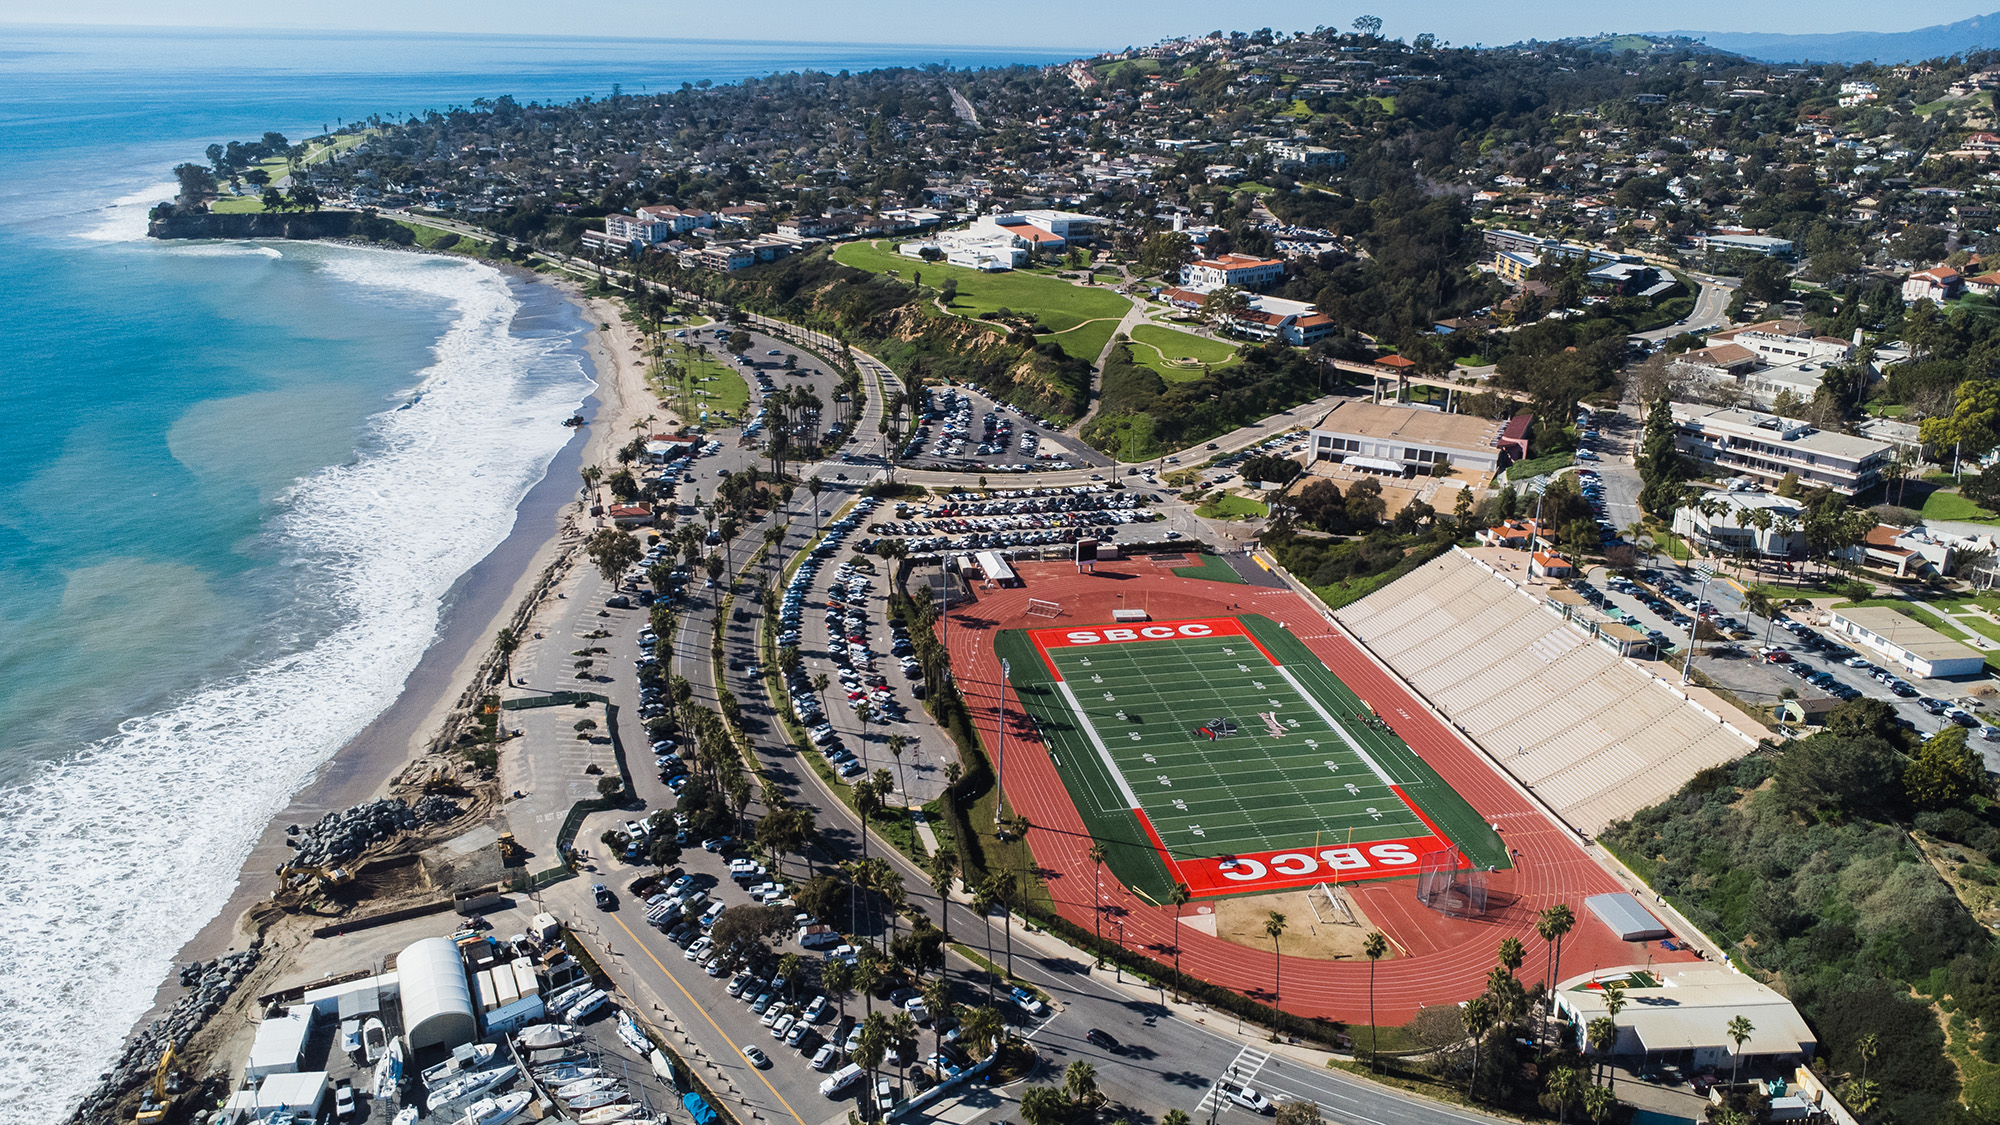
[1025, 598, 1063, 619]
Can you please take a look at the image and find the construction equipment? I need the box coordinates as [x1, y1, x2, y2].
[132, 1045, 181, 1125]
[421, 765, 462, 794]
[496, 833, 524, 864]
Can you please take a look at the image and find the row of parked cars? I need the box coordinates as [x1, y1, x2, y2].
[777, 500, 882, 735]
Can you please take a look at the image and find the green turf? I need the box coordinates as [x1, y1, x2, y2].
[1040, 317, 1121, 364]
[1921, 489, 2000, 524]
[832, 241, 1131, 331]
[1194, 494, 1269, 520]
[998, 615, 1506, 902]
[1128, 324, 1238, 381]
[1169, 553, 1249, 584]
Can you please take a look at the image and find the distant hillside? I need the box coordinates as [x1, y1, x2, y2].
[1653, 11, 2000, 63]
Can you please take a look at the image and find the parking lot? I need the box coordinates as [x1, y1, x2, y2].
[888, 382, 1109, 475]
[859, 485, 1162, 557]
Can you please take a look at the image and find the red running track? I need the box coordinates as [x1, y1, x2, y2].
[941, 559, 1698, 1024]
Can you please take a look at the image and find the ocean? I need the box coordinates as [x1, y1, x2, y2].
[0, 25, 1088, 1122]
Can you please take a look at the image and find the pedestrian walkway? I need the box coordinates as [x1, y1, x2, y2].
[910, 804, 942, 856]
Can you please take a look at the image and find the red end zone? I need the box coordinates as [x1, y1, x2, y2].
[1029, 617, 1278, 676]
[1171, 832, 1466, 896]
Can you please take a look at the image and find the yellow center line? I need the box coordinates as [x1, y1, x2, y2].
[604, 913, 810, 1125]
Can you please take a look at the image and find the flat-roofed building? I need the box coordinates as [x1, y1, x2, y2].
[1670, 403, 1892, 496]
[1308, 401, 1518, 476]
[1182, 253, 1285, 292]
[1827, 605, 1987, 678]
[1556, 966, 1816, 1071]
[1671, 491, 1806, 557]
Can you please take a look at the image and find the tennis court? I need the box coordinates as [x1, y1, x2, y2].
[998, 614, 1505, 900]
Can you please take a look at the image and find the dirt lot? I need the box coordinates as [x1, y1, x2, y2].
[1209, 885, 1392, 962]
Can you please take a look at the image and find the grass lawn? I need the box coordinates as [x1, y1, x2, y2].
[1921, 489, 2000, 524]
[656, 342, 749, 421]
[1128, 324, 1238, 381]
[833, 240, 1129, 332]
[1866, 402, 1908, 417]
[1041, 317, 1121, 364]
[1235, 182, 1276, 195]
[209, 195, 267, 213]
[1194, 494, 1269, 520]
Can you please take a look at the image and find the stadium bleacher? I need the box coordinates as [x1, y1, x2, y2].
[1336, 549, 1756, 836]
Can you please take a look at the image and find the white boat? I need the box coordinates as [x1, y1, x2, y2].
[427, 1064, 518, 1107]
[517, 1022, 580, 1050]
[566, 1089, 632, 1111]
[546, 983, 594, 1012]
[579, 1105, 644, 1125]
[372, 1037, 405, 1101]
[422, 1043, 499, 1088]
[460, 1090, 533, 1125]
[393, 1109, 419, 1125]
[556, 1076, 621, 1100]
[533, 1064, 602, 1087]
[616, 1011, 651, 1055]
[363, 1017, 389, 1065]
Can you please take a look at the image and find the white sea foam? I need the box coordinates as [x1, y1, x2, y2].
[76, 181, 178, 242]
[0, 246, 592, 1124]
[166, 243, 286, 259]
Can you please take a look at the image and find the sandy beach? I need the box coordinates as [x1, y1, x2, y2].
[135, 269, 662, 1054]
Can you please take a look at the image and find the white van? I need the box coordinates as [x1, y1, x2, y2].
[818, 1063, 866, 1097]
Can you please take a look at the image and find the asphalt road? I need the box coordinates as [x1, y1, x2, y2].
[1634, 272, 1736, 342]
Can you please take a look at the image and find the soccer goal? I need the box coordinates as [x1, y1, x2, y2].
[1025, 598, 1063, 619]
[1308, 881, 1357, 926]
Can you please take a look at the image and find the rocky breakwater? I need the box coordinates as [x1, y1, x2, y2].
[66, 946, 263, 1125]
[282, 796, 461, 871]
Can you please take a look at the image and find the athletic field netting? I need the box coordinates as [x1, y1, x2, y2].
[996, 615, 1506, 901]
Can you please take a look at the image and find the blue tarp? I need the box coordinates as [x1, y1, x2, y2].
[683, 1092, 717, 1125]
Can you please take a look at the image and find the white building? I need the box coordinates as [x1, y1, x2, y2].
[1693, 232, 1795, 257]
[1670, 403, 1893, 496]
[604, 212, 670, 245]
[1904, 265, 1964, 304]
[1181, 253, 1285, 292]
[1555, 966, 1816, 1071]
[1671, 491, 1806, 557]
[1308, 401, 1513, 475]
[399, 937, 477, 1051]
[1828, 605, 1987, 678]
[1268, 141, 1346, 167]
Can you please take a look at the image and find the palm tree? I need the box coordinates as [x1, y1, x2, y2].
[854, 949, 883, 1017]
[929, 847, 958, 979]
[823, 957, 854, 1022]
[1264, 910, 1288, 1019]
[1162, 1111, 1191, 1125]
[1599, 982, 1627, 1091]
[1063, 1060, 1100, 1109]
[971, 882, 999, 1000]
[923, 976, 956, 1055]
[1857, 1031, 1878, 1088]
[889, 1011, 920, 1088]
[1363, 931, 1389, 1070]
[983, 871, 1020, 977]
[1726, 1015, 1754, 1088]
[1463, 995, 1496, 1098]
[1581, 1085, 1616, 1124]
[888, 733, 909, 796]
[809, 476, 825, 530]
[1547, 1066, 1590, 1124]
[813, 672, 830, 719]
[1087, 843, 1108, 944]
[1019, 1086, 1067, 1125]
[1536, 903, 1576, 1013]
[960, 1004, 1004, 1061]
[855, 1013, 889, 1116]
[1168, 882, 1193, 987]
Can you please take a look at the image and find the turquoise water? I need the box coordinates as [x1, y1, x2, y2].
[0, 26, 1089, 1121]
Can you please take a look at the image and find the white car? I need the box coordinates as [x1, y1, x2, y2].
[742, 1045, 771, 1068]
[1215, 1080, 1273, 1114]
[812, 1044, 841, 1070]
[771, 1013, 797, 1040]
[684, 937, 712, 962]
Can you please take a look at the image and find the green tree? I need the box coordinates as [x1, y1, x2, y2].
[1920, 378, 2000, 465]
[585, 526, 643, 583]
[1536, 903, 1576, 1013]
[1726, 1015, 1754, 1088]
[1363, 931, 1389, 1070]
[1087, 842, 1108, 944]
[1018, 1086, 1068, 1125]
[1543, 1066, 1590, 1124]
[1905, 726, 1988, 809]
[960, 1004, 1004, 1059]
[1264, 910, 1288, 1017]
[1636, 394, 1687, 519]
[1063, 1060, 1101, 1108]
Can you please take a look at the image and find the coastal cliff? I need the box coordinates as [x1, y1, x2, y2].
[146, 208, 385, 241]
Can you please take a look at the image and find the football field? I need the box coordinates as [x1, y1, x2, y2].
[997, 615, 1504, 900]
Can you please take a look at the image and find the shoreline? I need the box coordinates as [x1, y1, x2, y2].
[120, 262, 660, 1084]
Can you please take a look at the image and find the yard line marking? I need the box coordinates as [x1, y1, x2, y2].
[1274, 663, 1397, 787]
[1055, 678, 1142, 808]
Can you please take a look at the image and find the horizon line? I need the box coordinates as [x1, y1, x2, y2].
[0, 21, 1112, 57]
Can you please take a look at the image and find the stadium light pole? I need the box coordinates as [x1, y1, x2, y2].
[1680, 563, 1716, 686]
[996, 655, 1010, 829]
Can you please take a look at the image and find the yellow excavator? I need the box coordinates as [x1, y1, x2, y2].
[133, 1045, 180, 1125]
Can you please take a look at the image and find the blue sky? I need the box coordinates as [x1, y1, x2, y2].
[15, 0, 2000, 49]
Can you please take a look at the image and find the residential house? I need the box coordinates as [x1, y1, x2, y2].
[1904, 265, 1963, 304]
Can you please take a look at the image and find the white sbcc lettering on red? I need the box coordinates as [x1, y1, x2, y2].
[1061, 622, 1217, 645]
[1217, 842, 1422, 881]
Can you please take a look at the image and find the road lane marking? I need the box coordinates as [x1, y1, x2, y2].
[607, 912, 810, 1125]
